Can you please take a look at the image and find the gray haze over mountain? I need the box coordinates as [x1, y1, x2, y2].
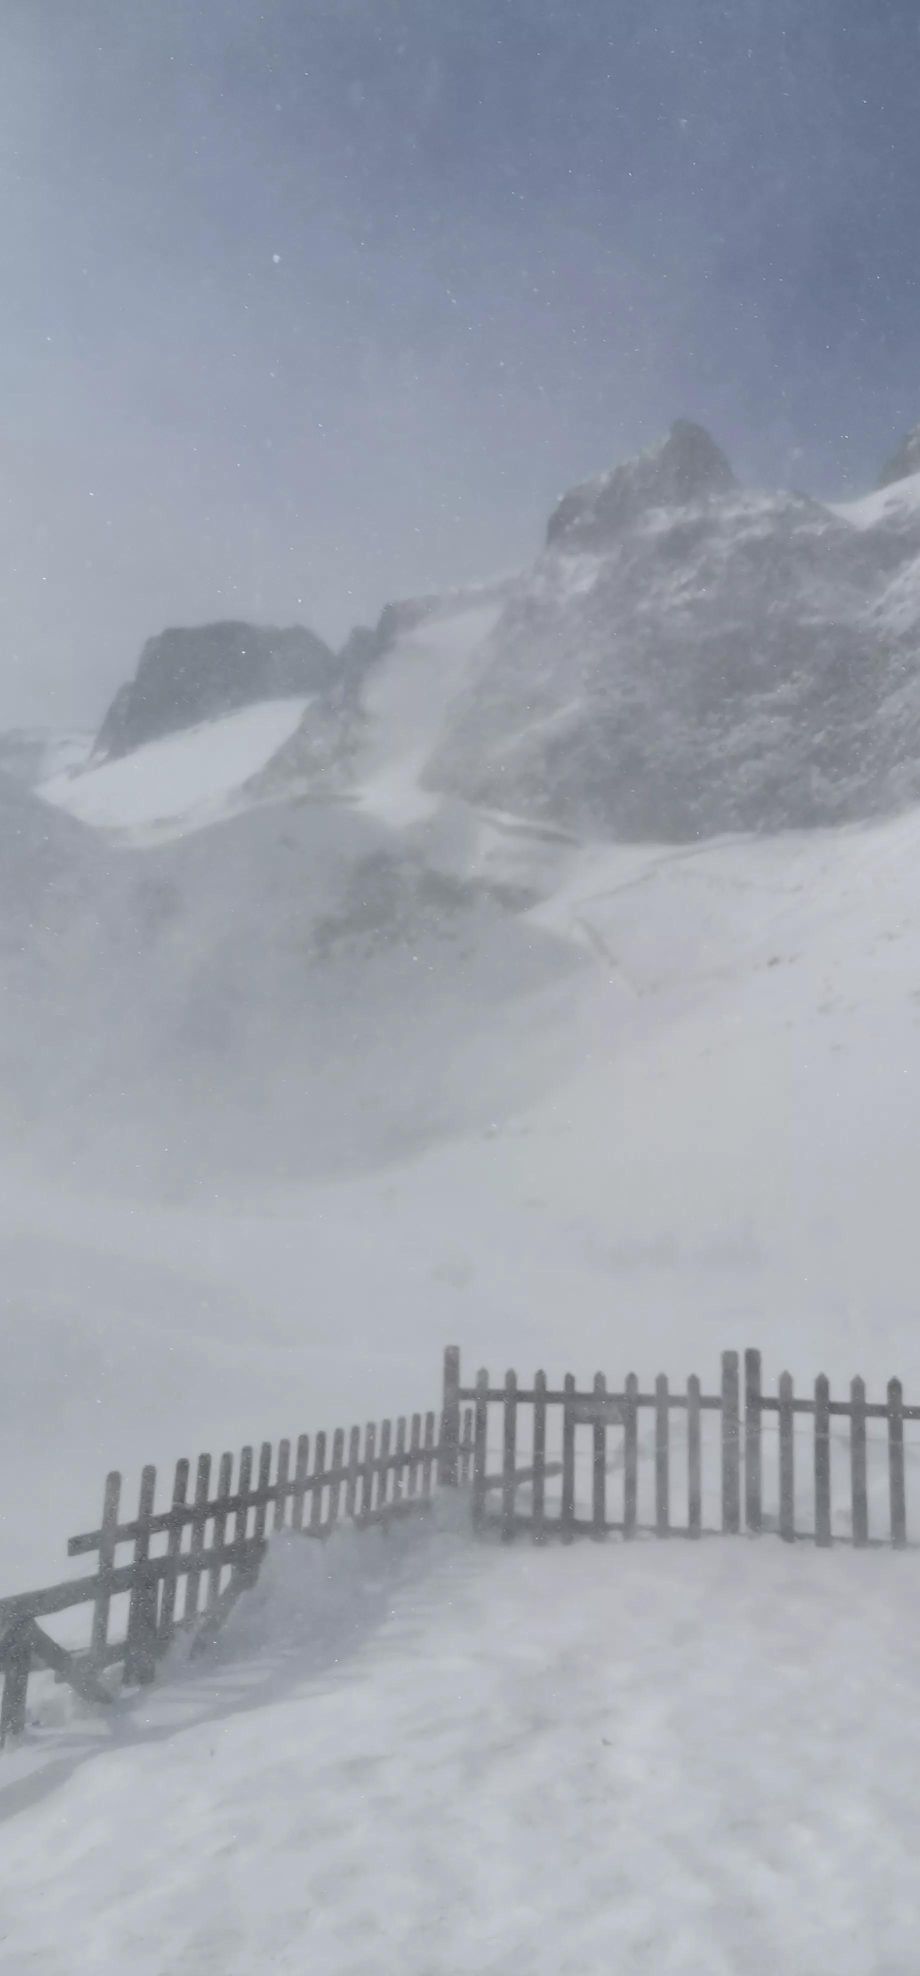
[5, 1, 920, 727]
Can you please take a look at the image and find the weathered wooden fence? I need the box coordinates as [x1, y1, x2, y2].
[0, 1395, 473, 1746]
[4, 1343, 916, 1748]
[445, 1348, 920, 1549]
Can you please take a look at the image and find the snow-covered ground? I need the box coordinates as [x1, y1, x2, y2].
[2, 1520, 920, 1973]
[39, 696, 309, 842]
[8, 594, 920, 1966]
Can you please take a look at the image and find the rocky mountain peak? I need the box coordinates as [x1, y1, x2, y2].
[546, 419, 737, 550]
[877, 423, 920, 490]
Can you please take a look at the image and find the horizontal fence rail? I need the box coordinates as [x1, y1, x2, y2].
[1, 1395, 473, 1747]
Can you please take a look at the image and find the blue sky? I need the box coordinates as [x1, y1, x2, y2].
[4, 0, 920, 722]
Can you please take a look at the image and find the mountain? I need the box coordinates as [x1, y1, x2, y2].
[95, 619, 335, 758]
[877, 422, 920, 488]
[427, 420, 920, 839]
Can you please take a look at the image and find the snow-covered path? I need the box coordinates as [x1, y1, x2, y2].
[2, 1523, 920, 1974]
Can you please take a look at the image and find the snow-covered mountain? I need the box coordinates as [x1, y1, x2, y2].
[8, 417, 920, 1199]
[429, 421, 920, 838]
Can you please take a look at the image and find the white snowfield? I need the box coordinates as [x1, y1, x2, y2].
[39, 695, 309, 841]
[1, 1524, 920, 1975]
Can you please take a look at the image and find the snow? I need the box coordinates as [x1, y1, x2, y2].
[2, 1522, 920, 1973]
[355, 599, 503, 827]
[11, 567, 920, 1961]
[832, 468, 920, 530]
[38, 697, 310, 842]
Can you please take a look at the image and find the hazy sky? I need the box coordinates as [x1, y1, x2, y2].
[4, 0, 920, 727]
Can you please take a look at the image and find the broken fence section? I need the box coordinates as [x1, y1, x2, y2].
[0, 1398, 473, 1746]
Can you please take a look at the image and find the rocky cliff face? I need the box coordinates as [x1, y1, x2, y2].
[427, 422, 920, 839]
[95, 620, 335, 758]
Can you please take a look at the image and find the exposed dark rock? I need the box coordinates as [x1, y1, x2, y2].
[546, 419, 737, 549]
[95, 621, 335, 758]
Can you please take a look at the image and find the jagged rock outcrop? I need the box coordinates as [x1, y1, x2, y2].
[546, 419, 737, 549]
[95, 621, 335, 758]
[428, 421, 920, 840]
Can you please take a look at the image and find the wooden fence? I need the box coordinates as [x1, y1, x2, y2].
[4, 1342, 916, 1748]
[0, 1396, 473, 1747]
[446, 1347, 920, 1549]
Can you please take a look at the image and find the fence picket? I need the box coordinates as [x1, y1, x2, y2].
[0, 1620, 33, 1743]
[184, 1454, 212, 1622]
[422, 1413, 436, 1496]
[624, 1373, 638, 1537]
[502, 1371, 518, 1542]
[850, 1378, 868, 1547]
[561, 1374, 576, 1542]
[532, 1369, 547, 1545]
[361, 1425, 375, 1521]
[89, 1472, 121, 1670]
[377, 1420, 392, 1516]
[253, 1443, 272, 1545]
[291, 1435, 310, 1532]
[158, 1458, 190, 1648]
[888, 1378, 907, 1548]
[592, 1373, 607, 1536]
[329, 1429, 346, 1527]
[815, 1376, 832, 1547]
[779, 1373, 795, 1543]
[439, 1345, 461, 1487]
[472, 1371, 489, 1532]
[208, 1453, 234, 1610]
[273, 1440, 291, 1533]
[745, 1348, 762, 1533]
[721, 1352, 740, 1534]
[345, 1427, 362, 1517]
[687, 1376, 702, 1537]
[125, 1465, 158, 1684]
[460, 1407, 474, 1485]
[311, 1432, 327, 1534]
[655, 1375, 670, 1536]
[235, 1446, 253, 1553]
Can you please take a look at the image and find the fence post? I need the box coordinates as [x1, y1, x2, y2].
[888, 1378, 907, 1548]
[90, 1472, 121, 1670]
[687, 1375, 702, 1538]
[561, 1374, 576, 1542]
[124, 1465, 158, 1685]
[745, 1349, 762, 1533]
[655, 1375, 670, 1536]
[592, 1373, 607, 1538]
[0, 1619, 34, 1745]
[779, 1373, 795, 1542]
[624, 1373, 638, 1537]
[814, 1375, 832, 1547]
[721, 1352, 740, 1534]
[472, 1370, 489, 1532]
[502, 1371, 517, 1542]
[532, 1370, 547, 1545]
[439, 1346, 461, 1486]
[850, 1377, 868, 1547]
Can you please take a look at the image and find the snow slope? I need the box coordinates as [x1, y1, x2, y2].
[1, 1525, 920, 1973]
[39, 697, 309, 842]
